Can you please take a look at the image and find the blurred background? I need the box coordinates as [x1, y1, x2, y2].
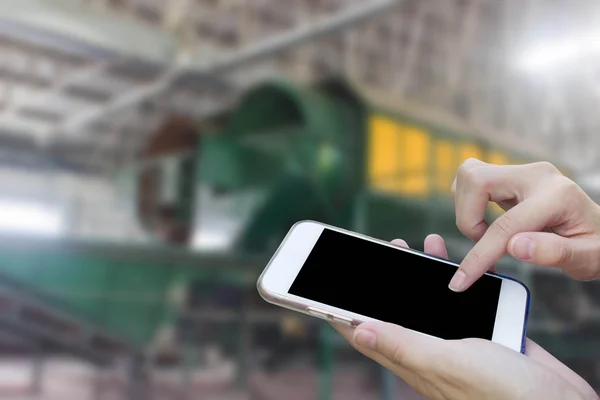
[0, 0, 599, 398]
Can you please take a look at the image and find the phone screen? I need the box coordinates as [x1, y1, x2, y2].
[289, 229, 502, 340]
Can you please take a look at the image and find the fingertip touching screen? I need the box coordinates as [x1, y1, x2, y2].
[289, 229, 501, 340]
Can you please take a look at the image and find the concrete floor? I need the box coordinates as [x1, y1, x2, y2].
[0, 357, 424, 400]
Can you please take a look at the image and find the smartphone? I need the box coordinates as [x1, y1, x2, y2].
[257, 220, 530, 353]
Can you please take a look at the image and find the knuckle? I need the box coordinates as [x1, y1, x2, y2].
[541, 178, 583, 223]
[456, 163, 470, 182]
[557, 178, 582, 198]
[557, 244, 574, 266]
[457, 159, 480, 176]
[463, 248, 484, 267]
[532, 161, 560, 175]
[458, 164, 477, 183]
[389, 340, 408, 366]
[456, 218, 480, 239]
[491, 214, 516, 238]
[455, 216, 468, 233]
[463, 157, 483, 166]
[457, 164, 492, 191]
[554, 178, 587, 212]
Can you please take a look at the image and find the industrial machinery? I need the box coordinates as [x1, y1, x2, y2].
[0, 78, 597, 398]
[126, 78, 599, 395]
[138, 78, 535, 253]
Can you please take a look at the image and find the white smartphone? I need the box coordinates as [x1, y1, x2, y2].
[257, 220, 530, 353]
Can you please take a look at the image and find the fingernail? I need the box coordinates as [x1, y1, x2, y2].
[449, 270, 467, 291]
[510, 235, 534, 260]
[354, 329, 377, 350]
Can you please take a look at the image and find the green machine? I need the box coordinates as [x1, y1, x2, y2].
[133, 79, 541, 253]
[194, 78, 518, 254]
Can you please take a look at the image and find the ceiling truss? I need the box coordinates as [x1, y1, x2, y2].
[0, 0, 599, 175]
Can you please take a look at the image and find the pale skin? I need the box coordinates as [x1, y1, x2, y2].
[334, 160, 600, 400]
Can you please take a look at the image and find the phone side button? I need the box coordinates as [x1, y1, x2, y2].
[306, 307, 328, 318]
[330, 314, 354, 327]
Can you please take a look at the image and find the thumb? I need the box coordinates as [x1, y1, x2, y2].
[353, 322, 449, 371]
[508, 232, 600, 280]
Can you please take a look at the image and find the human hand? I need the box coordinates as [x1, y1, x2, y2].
[333, 235, 597, 400]
[449, 159, 600, 292]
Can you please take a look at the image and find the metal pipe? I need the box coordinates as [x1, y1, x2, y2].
[192, 0, 402, 74]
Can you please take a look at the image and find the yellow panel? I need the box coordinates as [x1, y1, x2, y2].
[488, 203, 505, 216]
[487, 151, 509, 166]
[435, 140, 455, 192]
[398, 126, 430, 196]
[368, 116, 431, 197]
[368, 116, 400, 179]
[368, 116, 403, 192]
[402, 127, 429, 170]
[458, 143, 482, 165]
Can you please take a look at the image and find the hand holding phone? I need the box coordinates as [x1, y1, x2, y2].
[258, 222, 596, 400]
[333, 235, 596, 400]
[258, 220, 529, 352]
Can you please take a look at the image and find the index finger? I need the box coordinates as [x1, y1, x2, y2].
[449, 196, 558, 291]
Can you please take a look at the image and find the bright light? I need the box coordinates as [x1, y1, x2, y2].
[516, 32, 600, 73]
[192, 230, 233, 251]
[0, 198, 64, 237]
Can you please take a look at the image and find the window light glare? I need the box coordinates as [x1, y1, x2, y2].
[0, 199, 64, 237]
[191, 230, 232, 251]
[516, 33, 600, 73]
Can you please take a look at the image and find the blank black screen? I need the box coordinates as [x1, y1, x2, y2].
[289, 229, 501, 340]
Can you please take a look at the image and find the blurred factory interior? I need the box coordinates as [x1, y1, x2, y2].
[0, 0, 600, 398]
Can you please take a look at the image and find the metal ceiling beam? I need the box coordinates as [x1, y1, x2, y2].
[0, 0, 401, 148]
[0, 63, 107, 125]
[57, 0, 402, 133]
[0, 0, 178, 65]
[446, 0, 480, 118]
[0, 116, 56, 139]
[188, 0, 402, 72]
[0, 131, 104, 174]
[163, 0, 192, 31]
[394, 0, 428, 97]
